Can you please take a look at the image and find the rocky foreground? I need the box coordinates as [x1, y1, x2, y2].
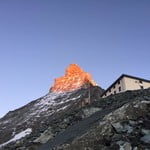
[40, 88, 150, 150]
[0, 87, 150, 150]
[0, 86, 103, 150]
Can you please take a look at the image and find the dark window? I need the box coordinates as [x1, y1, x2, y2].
[119, 86, 121, 91]
[114, 91, 116, 94]
[140, 86, 144, 89]
[139, 80, 143, 84]
[109, 89, 111, 92]
[118, 80, 120, 84]
[113, 85, 115, 89]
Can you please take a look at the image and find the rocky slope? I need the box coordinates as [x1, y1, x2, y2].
[40, 88, 150, 150]
[0, 86, 103, 150]
[0, 63, 102, 150]
[0, 86, 150, 150]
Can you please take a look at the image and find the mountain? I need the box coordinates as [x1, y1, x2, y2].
[0, 64, 150, 150]
[0, 64, 103, 150]
[39, 88, 150, 150]
[1, 87, 150, 150]
[0, 85, 103, 150]
[50, 64, 97, 93]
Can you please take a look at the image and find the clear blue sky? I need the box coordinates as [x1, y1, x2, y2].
[0, 0, 150, 117]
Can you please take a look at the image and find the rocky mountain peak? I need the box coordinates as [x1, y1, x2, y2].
[0, 64, 149, 150]
[0, 79, 103, 150]
[50, 64, 97, 93]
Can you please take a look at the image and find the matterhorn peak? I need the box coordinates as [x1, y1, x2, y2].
[50, 64, 97, 93]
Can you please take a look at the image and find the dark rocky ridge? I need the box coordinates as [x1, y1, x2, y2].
[0, 86, 103, 150]
[0, 87, 150, 150]
[40, 88, 150, 150]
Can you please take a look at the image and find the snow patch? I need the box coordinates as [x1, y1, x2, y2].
[0, 128, 32, 148]
[34, 92, 81, 114]
[15, 91, 81, 125]
[56, 105, 69, 112]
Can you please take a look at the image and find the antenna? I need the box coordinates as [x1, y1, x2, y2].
[88, 83, 91, 102]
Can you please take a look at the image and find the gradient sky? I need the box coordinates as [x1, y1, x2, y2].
[0, 0, 150, 117]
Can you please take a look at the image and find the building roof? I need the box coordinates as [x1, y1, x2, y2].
[101, 74, 150, 97]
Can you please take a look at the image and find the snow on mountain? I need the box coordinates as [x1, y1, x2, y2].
[0, 86, 97, 150]
[0, 128, 32, 148]
[0, 64, 103, 150]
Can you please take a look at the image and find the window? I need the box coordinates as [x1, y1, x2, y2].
[139, 80, 143, 84]
[113, 85, 115, 89]
[119, 86, 121, 92]
[118, 80, 120, 84]
[114, 91, 116, 94]
[140, 86, 144, 89]
[109, 89, 111, 92]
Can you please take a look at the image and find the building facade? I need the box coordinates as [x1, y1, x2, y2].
[102, 74, 150, 98]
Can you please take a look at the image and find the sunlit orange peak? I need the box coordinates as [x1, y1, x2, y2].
[50, 64, 97, 93]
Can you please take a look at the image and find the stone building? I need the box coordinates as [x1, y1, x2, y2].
[101, 74, 150, 98]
